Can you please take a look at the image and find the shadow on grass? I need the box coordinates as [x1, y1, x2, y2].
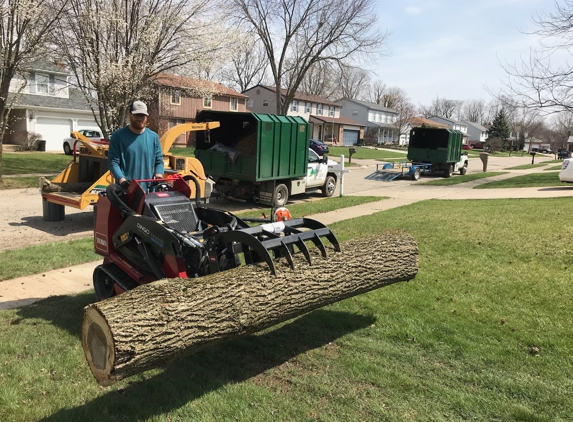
[11, 292, 94, 337]
[38, 309, 374, 422]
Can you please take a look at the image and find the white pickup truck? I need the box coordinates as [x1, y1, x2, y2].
[251, 148, 343, 207]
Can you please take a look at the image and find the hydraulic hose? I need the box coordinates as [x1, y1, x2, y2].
[106, 184, 136, 217]
[183, 175, 202, 207]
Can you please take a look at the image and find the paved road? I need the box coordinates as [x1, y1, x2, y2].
[1, 154, 571, 310]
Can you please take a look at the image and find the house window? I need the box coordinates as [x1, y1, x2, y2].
[352, 110, 358, 116]
[317, 104, 323, 115]
[230, 97, 238, 111]
[291, 100, 299, 112]
[203, 96, 212, 108]
[305, 102, 312, 113]
[29, 73, 55, 95]
[263, 99, 269, 107]
[171, 89, 181, 104]
[247, 99, 254, 108]
[169, 119, 186, 128]
[328, 106, 335, 117]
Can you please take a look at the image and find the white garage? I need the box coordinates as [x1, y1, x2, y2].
[342, 129, 359, 146]
[35, 117, 73, 151]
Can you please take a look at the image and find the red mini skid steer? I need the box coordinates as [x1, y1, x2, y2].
[92, 175, 340, 301]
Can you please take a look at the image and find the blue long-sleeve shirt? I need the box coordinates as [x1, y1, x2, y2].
[108, 126, 164, 189]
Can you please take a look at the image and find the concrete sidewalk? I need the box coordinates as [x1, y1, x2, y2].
[1, 155, 571, 310]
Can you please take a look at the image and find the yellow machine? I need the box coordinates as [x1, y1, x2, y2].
[40, 122, 220, 221]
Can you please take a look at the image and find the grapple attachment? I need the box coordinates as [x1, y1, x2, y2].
[207, 218, 341, 275]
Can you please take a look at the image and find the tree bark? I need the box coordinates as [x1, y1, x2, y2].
[82, 230, 418, 386]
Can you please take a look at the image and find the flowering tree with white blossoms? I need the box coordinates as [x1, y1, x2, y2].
[52, 0, 229, 140]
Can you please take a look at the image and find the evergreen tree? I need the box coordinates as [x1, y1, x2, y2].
[488, 109, 511, 149]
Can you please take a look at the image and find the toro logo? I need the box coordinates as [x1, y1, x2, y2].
[137, 223, 150, 235]
[95, 233, 108, 253]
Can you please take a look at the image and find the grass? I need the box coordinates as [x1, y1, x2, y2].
[328, 146, 407, 161]
[170, 147, 195, 157]
[544, 165, 564, 171]
[0, 177, 44, 190]
[0, 196, 383, 281]
[422, 171, 507, 186]
[1, 197, 573, 421]
[504, 163, 547, 170]
[2, 152, 70, 175]
[476, 172, 571, 189]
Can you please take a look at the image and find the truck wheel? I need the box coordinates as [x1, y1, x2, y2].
[460, 162, 468, 175]
[411, 168, 421, 181]
[444, 164, 453, 178]
[273, 184, 289, 207]
[322, 176, 336, 197]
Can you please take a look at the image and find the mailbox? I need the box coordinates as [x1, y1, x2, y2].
[348, 147, 357, 163]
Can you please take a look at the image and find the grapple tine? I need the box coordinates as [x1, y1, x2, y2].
[211, 230, 276, 275]
[310, 232, 327, 258]
[295, 236, 312, 265]
[278, 240, 295, 270]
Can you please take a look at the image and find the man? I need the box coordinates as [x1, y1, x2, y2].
[108, 100, 164, 191]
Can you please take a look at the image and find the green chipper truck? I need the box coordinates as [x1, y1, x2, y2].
[376, 127, 469, 181]
[194, 110, 342, 206]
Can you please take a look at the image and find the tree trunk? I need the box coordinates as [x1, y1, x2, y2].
[82, 230, 418, 386]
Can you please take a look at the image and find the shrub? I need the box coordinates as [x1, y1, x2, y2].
[13, 131, 42, 151]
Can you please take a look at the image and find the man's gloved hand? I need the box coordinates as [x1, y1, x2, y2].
[120, 180, 130, 190]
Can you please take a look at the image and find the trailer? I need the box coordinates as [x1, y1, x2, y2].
[374, 162, 434, 182]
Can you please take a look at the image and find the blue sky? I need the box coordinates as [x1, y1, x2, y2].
[370, 0, 563, 107]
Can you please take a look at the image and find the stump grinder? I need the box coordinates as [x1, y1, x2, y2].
[93, 174, 340, 301]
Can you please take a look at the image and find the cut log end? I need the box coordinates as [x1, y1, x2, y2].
[82, 307, 116, 386]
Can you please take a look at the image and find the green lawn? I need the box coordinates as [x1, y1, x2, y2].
[476, 172, 570, 188]
[1, 198, 573, 421]
[504, 163, 547, 170]
[328, 146, 407, 161]
[1, 152, 70, 174]
[422, 171, 507, 186]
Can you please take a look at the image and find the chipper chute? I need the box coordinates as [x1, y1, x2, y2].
[82, 175, 419, 386]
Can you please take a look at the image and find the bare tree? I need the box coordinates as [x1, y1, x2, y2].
[418, 97, 463, 120]
[219, 29, 268, 92]
[0, 0, 67, 182]
[231, 0, 388, 115]
[299, 61, 338, 98]
[387, 88, 416, 143]
[366, 80, 386, 104]
[500, 1, 573, 114]
[335, 64, 370, 100]
[51, 0, 222, 140]
[460, 99, 488, 124]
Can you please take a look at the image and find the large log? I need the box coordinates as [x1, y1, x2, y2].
[82, 229, 418, 386]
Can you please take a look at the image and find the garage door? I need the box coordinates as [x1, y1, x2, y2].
[342, 130, 359, 146]
[77, 119, 100, 132]
[36, 118, 72, 151]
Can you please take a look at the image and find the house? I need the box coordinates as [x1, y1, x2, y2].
[464, 121, 488, 146]
[399, 117, 449, 145]
[242, 85, 365, 146]
[149, 74, 248, 146]
[427, 116, 469, 144]
[4, 60, 99, 151]
[337, 98, 398, 145]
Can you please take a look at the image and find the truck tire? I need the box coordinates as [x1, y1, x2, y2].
[273, 184, 289, 207]
[322, 176, 336, 197]
[460, 162, 468, 175]
[411, 168, 421, 181]
[444, 164, 453, 178]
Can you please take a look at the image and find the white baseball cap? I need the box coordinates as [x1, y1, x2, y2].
[129, 100, 148, 116]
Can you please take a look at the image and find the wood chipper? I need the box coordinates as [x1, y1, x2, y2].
[39, 122, 220, 221]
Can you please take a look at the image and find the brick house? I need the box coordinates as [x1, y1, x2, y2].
[148, 74, 248, 146]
